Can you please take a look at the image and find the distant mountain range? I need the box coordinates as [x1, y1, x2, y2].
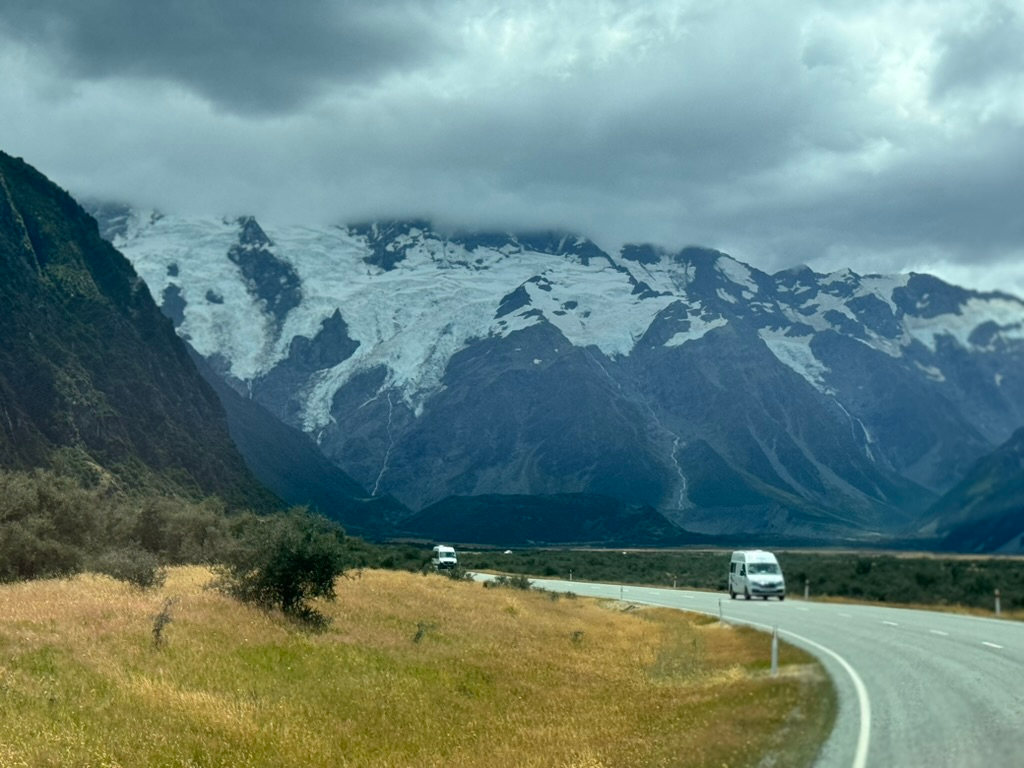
[80, 205, 1024, 549]
[13, 148, 1020, 551]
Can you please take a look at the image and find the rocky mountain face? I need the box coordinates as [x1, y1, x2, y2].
[185, 345, 409, 537]
[0, 154, 278, 511]
[90, 209, 1024, 543]
[923, 428, 1024, 554]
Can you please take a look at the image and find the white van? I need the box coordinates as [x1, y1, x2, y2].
[728, 550, 785, 600]
[431, 545, 458, 570]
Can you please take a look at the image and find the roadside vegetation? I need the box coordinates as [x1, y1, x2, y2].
[7, 465, 1019, 616]
[460, 548, 1024, 616]
[0, 566, 834, 768]
[0, 467, 426, 591]
[13, 463, 1021, 764]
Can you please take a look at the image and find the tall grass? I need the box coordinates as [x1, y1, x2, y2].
[0, 567, 834, 767]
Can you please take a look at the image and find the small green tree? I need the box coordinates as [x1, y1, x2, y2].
[216, 508, 347, 624]
[92, 546, 166, 590]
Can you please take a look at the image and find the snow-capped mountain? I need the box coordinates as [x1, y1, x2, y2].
[90, 205, 1024, 540]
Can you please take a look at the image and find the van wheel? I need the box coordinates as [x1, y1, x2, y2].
[729, 589, 736, 599]
[779, 596, 785, 601]
[744, 589, 751, 600]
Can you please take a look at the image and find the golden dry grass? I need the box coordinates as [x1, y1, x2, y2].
[0, 568, 835, 767]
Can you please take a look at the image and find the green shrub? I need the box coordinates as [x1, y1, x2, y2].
[91, 546, 166, 590]
[442, 565, 473, 581]
[485, 574, 533, 590]
[132, 496, 231, 564]
[0, 520, 84, 581]
[0, 469, 97, 580]
[215, 508, 348, 624]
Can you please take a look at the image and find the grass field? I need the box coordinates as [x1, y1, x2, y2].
[0, 567, 835, 767]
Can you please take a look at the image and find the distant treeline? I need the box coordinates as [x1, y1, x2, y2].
[5, 466, 1020, 614]
[460, 548, 1024, 611]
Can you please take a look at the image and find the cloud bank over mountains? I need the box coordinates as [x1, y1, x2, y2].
[2, 0, 1023, 295]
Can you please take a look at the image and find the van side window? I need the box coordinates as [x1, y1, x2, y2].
[730, 563, 735, 573]
[740, 565, 746, 576]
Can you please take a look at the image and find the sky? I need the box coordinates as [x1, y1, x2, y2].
[2, 0, 1023, 297]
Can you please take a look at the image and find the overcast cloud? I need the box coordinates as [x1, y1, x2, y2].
[2, 0, 1023, 296]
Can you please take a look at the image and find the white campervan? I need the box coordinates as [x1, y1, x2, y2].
[431, 545, 458, 571]
[728, 550, 785, 600]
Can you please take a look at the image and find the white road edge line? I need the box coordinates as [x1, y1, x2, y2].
[982, 642, 1004, 649]
[930, 630, 949, 636]
[724, 617, 872, 768]
[530, 579, 872, 768]
[669, 601, 871, 768]
[781, 627, 872, 768]
[882, 621, 898, 626]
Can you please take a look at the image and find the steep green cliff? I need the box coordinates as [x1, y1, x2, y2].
[0, 151, 279, 511]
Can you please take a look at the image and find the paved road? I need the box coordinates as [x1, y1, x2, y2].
[512, 577, 1024, 768]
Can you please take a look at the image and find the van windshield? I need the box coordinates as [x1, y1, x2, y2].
[748, 563, 780, 575]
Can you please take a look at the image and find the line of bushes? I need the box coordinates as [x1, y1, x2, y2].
[0, 468, 447, 622]
[0, 468, 228, 585]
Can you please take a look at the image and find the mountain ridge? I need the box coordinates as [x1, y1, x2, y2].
[87, 206, 1024, 544]
[0, 154, 278, 511]
[925, 427, 1024, 553]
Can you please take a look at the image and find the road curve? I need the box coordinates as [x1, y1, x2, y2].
[516, 578, 1024, 768]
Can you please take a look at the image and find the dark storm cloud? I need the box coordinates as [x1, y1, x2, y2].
[0, 0, 447, 113]
[2, 0, 1024, 296]
[694, 113, 1024, 267]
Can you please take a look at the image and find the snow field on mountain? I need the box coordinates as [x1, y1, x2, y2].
[903, 296, 1024, 353]
[664, 315, 728, 347]
[715, 256, 759, 296]
[117, 215, 278, 381]
[626, 255, 697, 296]
[117, 214, 683, 430]
[116, 212, 1024, 433]
[496, 263, 679, 356]
[287, 234, 679, 429]
[756, 328, 833, 393]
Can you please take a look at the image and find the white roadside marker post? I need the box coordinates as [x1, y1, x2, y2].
[995, 588, 1001, 617]
[771, 626, 779, 677]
